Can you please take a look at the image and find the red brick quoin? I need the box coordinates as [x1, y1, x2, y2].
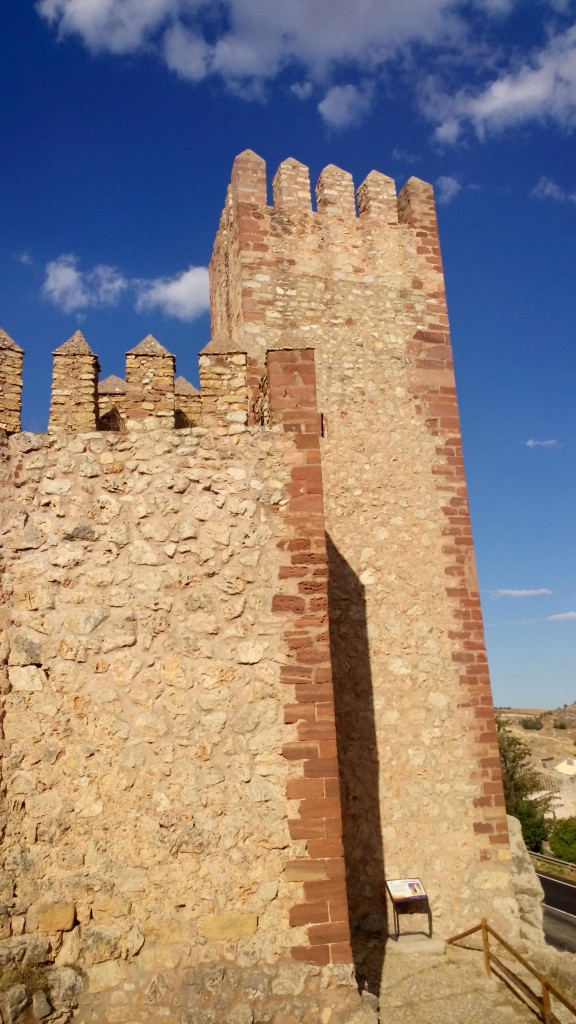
[268, 348, 352, 967]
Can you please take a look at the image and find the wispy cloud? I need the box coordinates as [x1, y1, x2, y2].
[135, 267, 209, 321]
[532, 175, 576, 203]
[487, 608, 576, 626]
[526, 438, 559, 448]
[392, 147, 421, 163]
[291, 81, 313, 101]
[489, 588, 552, 598]
[432, 24, 576, 142]
[42, 255, 209, 322]
[318, 84, 373, 129]
[435, 175, 461, 204]
[42, 255, 127, 313]
[36, 0, 465, 79]
[37, 0, 576, 142]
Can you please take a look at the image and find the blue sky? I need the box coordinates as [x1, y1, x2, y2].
[1, 0, 575, 709]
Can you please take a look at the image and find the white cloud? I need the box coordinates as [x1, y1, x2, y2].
[35, 2, 576, 142]
[548, 611, 576, 621]
[291, 81, 313, 101]
[37, 0, 464, 76]
[435, 175, 461, 204]
[37, 0, 179, 54]
[42, 254, 127, 313]
[433, 24, 576, 142]
[135, 266, 209, 321]
[163, 23, 210, 81]
[28, 1, 502, 114]
[490, 588, 552, 598]
[318, 84, 373, 129]
[42, 255, 209, 322]
[532, 175, 576, 202]
[526, 438, 559, 448]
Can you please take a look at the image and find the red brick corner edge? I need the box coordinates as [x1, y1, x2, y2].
[268, 348, 352, 967]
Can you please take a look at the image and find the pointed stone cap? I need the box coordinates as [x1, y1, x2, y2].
[316, 164, 356, 217]
[98, 374, 126, 395]
[127, 334, 174, 357]
[232, 150, 267, 204]
[0, 327, 24, 353]
[175, 375, 199, 396]
[53, 330, 95, 356]
[272, 158, 312, 210]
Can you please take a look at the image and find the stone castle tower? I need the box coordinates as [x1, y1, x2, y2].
[0, 152, 518, 1022]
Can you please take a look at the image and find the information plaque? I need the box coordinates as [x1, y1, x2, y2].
[385, 878, 431, 939]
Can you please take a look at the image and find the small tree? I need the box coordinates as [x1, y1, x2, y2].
[516, 800, 549, 853]
[497, 721, 551, 851]
[549, 818, 576, 863]
[521, 717, 543, 730]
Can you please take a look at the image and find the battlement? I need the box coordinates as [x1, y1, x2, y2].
[0, 330, 250, 435]
[209, 151, 442, 355]
[224, 148, 434, 224]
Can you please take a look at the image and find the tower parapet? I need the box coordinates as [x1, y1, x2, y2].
[48, 330, 99, 433]
[0, 328, 23, 433]
[4, 331, 256, 434]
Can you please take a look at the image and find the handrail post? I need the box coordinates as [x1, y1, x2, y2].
[542, 981, 553, 1024]
[447, 918, 576, 1020]
[481, 917, 491, 979]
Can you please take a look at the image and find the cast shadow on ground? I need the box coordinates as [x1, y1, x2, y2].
[327, 535, 387, 996]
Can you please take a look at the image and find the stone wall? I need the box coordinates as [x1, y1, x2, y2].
[1, 423, 298, 962]
[0, 148, 523, 1020]
[207, 151, 519, 948]
[0, 341, 375, 1020]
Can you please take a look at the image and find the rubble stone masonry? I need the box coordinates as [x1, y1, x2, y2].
[0, 150, 519, 1023]
[0, 329, 23, 434]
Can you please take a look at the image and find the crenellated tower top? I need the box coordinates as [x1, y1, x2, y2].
[208, 150, 442, 357]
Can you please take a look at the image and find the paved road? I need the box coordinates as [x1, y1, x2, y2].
[537, 873, 576, 953]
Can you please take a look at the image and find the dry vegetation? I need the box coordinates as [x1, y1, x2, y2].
[497, 703, 576, 824]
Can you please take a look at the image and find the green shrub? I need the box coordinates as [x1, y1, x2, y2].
[521, 717, 543, 730]
[516, 801, 549, 852]
[549, 818, 576, 863]
[553, 720, 567, 729]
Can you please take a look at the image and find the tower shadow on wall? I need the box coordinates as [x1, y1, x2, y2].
[326, 535, 387, 997]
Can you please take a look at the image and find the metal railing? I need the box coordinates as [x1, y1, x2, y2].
[531, 851, 576, 871]
[447, 918, 576, 1024]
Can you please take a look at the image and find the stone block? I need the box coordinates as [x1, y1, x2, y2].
[55, 926, 81, 966]
[26, 902, 76, 933]
[199, 913, 258, 940]
[86, 959, 126, 993]
[91, 896, 131, 922]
